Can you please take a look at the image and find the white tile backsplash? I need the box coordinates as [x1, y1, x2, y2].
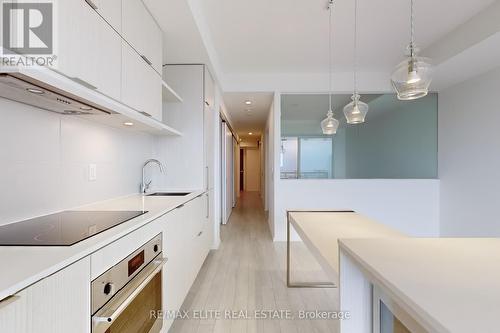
[0, 98, 155, 225]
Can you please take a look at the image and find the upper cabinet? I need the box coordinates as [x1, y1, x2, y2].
[57, 0, 121, 101]
[122, 41, 162, 121]
[88, 0, 122, 33]
[122, 0, 163, 74]
[57, 0, 164, 122]
[9, 0, 174, 132]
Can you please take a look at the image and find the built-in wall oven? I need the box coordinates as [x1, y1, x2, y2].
[91, 234, 166, 333]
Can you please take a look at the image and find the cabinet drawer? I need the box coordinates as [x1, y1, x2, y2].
[0, 258, 90, 333]
[90, 217, 163, 279]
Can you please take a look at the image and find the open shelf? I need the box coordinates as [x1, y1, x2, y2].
[0, 66, 183, 136]
[162, 80, 183, 103]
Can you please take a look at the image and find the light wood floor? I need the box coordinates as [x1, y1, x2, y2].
[170, 192, 340, 333]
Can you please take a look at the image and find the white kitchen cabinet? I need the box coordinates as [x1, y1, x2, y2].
[57, 0, 121, 101]
[90, 0, 122, 33]
[203, 68, 216, 191]
[161, 65, 217, 190]
[122, 41, 162, 121]
[161, 194, 211, 332]
[0, 258, 90, 333]
[122, 0, 163, 74]
[204, 67, 215, 108]
[161, 65, 205, 189]
[204, 103, 216, 191]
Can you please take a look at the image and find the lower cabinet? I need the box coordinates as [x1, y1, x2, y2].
[162, 193, 211, 332]
[0, 258, 90, 333]
[0, 194, 211, 333]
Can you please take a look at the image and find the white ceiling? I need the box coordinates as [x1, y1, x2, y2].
[223, 92, 274, 136]
[144, 0, 208, 64]
[146, 0, 498, 135]
[199, 0, 495, 74]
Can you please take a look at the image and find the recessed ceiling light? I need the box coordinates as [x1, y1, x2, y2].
[123, 122, 134, 126]
[63, 110, 83, 115]
[248, 132, 253, 135]
[80, 106, 93, 111]
[27, 88, 44, 94]
[245, 100, 252, 105]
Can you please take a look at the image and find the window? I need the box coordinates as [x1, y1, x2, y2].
[280, 136, 333, 179]
[280, 137, 298, 179]
[281, 93, 438, 179]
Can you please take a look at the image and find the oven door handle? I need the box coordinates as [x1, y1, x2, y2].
[92, 257, 167, 330]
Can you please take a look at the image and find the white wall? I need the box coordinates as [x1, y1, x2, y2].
[0, 98, 154, 225]
[274, 179, 440, 241]
[270, 90, 440, 241]
[439, 66, 500, 236]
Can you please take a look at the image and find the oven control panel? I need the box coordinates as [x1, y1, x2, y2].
[91, 234, 162, 314]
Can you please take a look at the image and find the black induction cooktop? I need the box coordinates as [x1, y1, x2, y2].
[0, 210, 147, 246]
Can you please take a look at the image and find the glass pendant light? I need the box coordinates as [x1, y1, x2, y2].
[344, 0, 368, 124]
[391, 0, 432, 100]
[321, 0, 339, 135]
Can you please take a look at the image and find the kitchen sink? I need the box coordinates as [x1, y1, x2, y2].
[146, 192, 191, 196]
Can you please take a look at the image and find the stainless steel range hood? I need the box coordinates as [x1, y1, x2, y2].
[0, 72, 114, 115]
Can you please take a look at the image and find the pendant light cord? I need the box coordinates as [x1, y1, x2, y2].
[328, 0, 333, 114]
[353, 0, 358, 95]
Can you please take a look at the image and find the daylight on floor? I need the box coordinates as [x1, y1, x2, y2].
[0, 0, 499, 332]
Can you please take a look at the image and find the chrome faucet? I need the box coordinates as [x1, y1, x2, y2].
[141, 159, 165, 194]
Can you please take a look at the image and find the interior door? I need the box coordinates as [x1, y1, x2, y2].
[220, 121, 233, 225]
[245, 148, 261, 192]
[225, 125, 233, 222]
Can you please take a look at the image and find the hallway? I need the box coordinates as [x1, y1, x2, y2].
[170, 192, 340, 333]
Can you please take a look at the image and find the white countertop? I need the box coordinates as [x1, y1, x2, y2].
[0, 190, 204, 301]
[289, 211, 404, 281]
[339, 238, 500, 333]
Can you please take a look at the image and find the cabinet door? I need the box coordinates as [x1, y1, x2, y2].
[204, 103, 216, 190]
[204, 66, 215, 108]
[161, 65, 205, 189]
[92, 6, 122, 101]
[122, 0, 162, 73]
[57, 0, 121, 101]
[161, 206, 193, 332]
[0, 258, 90, 333]
[57, 0, 94, 80]
[91, 0, 122, 33]
[122, 41, 162, 121]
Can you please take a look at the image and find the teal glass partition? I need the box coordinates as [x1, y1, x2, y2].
[280, 93, 438, 179]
